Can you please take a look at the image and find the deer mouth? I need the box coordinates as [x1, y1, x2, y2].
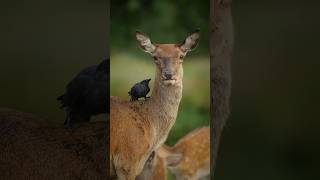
[163, 79, 176, 85]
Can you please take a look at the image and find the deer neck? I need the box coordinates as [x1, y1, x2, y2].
[147, 68, 183, 145]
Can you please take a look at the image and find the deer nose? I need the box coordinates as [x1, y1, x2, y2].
[164, 72, 173, 80]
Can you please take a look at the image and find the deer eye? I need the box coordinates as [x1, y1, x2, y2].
[153, 56, 160, 64]
[179, 55, 184, 63]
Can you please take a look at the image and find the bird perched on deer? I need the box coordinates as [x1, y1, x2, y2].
[57, 58, 109, 127]
[128, 78, 151, 101]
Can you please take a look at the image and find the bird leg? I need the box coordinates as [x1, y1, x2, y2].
[130, 97, 137, 101]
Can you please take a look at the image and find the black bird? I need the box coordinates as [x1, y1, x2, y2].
[57, 59, 109, 127]
[128, 78, 151, 101]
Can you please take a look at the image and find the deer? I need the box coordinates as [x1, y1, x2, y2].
[136, 151, 169, 180]
[110, 29, 200, 180]
[137, 127, 210, 180]
[162, 127, 210, 180]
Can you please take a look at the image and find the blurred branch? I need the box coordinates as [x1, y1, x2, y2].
[210, 0, 233, 178]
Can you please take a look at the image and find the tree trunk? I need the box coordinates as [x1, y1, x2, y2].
[0, 108, 108, 180]
[210, 0, 233, 178]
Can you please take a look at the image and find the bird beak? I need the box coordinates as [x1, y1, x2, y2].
[147, 78, 151, 82]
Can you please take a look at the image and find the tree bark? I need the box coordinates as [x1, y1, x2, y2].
[210, 0, 233, 178]
[0, 108, 108, 180]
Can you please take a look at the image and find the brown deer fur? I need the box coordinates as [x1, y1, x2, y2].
[0, 108, 108, 180]
[137, 127, 210, 180]
[165, 127, 210, 180]
[136, 152, 167, 180]
[110, 30, 200, 180]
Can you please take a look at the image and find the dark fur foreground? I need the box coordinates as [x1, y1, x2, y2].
[0, 108, 108, 180]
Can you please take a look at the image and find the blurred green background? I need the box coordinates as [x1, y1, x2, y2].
[0, 0, 108, 122]
[110, 0, 210, 146]
[216, 0, 320, 180]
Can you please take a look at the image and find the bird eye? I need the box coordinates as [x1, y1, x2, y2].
[179, 55, 184, 59]
[153, 56, 158, 60]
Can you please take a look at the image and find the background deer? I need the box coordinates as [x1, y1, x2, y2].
[137, 127, 210, 180]
[136, 151, 169, 180]
[110, 30, 200, 180]
[163, 127, 210, 180]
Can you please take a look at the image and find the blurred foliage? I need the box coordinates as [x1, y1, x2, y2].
[215, 1, 320, 180]
[0, 0, 108, 122]
[111, 0, 209, 55]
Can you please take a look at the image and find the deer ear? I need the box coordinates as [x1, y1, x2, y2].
[135, 31, 157, 54]
[179, 29, 200, 52]
[166, 153, 183, 167]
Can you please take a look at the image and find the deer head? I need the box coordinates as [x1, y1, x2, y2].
[135, 29, 200, 86]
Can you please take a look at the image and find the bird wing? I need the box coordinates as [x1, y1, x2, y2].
[63, 74, 94, 108]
